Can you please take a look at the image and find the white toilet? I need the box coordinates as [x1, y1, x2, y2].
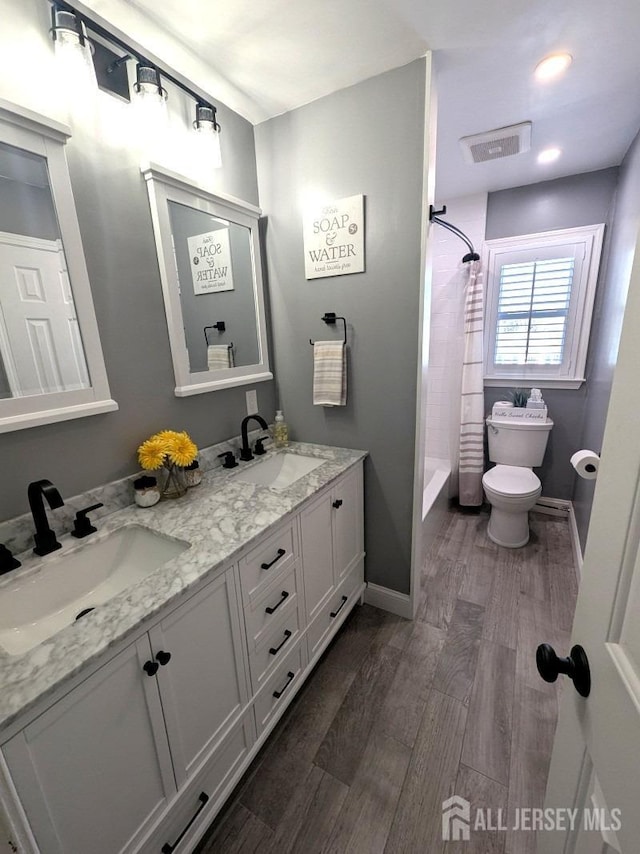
[482, 416, 554, 548]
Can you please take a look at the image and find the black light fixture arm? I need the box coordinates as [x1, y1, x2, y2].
[429, 205, 480, 263]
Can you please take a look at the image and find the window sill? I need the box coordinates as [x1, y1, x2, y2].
[484, 377, 585, 391]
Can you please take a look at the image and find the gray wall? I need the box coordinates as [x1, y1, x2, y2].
[169, 205, 259, 370]
[573, 129, 640, 550]
[255, 60, 426, 595]
[0, 0, 275, 522]
[484, 168, 619, 499]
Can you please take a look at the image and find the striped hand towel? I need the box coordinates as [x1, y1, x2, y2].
[313, 341, 347, 406]
[207, 345, 234, 371]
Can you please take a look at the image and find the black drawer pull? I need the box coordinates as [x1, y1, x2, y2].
[273, 670, 295, 699]
[143, 660, 159, 677]
[332, 499, 343, 509]
[265, 590, 289, 614]
[161, 791, 209, 853]
[261, 548, 286, 570]
[269, 629, 292, 656]
[155, 650, 171, 666]
[330, 595, 348, 619]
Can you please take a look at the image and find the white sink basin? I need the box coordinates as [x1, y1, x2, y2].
[0, 525, 190, 656]
[234, 452, 326, 489]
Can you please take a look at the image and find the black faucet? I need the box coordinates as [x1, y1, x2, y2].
[239, 415, 269, 461]
[28, 479, 65, 556]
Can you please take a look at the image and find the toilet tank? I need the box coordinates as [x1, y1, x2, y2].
[486, 416, 553, 467]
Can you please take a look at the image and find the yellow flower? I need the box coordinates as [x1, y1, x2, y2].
[166, 431, 198, 467]
[138, 436, 167, 470]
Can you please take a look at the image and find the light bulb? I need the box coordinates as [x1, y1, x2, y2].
[53, 10, 97, 97]
[537, 147, 562, 164]
[535, 53, 573, 82]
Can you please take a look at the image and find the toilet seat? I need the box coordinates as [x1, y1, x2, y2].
[482, 464, 541, 498]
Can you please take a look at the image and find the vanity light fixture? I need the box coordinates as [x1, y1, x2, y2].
[193, 102, 222, 168]
[48, 1, 223, 148]
[50, 4, 97, 92]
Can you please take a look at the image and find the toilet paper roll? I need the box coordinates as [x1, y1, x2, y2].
[494, 400, 513, 408]
[570, 449, 600, 480]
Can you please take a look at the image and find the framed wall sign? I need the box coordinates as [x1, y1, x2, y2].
[303, 194, 365, 279]
[188, 227, 234, 294]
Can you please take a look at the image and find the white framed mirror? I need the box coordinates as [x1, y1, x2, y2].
[0, 99, 117, 433]
[142, 164, 272, 395]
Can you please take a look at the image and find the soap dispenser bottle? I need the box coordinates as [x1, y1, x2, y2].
[274, 410, 289, 448]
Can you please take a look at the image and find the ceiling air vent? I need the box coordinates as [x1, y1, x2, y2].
[460, 122, 532, 164]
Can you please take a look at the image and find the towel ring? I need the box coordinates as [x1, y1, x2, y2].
[204, 323, 226, 345]
[309, 313, 347, 346]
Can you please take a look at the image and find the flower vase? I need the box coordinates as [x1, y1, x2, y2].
[160, 464, 187, 499]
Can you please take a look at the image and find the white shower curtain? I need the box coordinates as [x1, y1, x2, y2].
[458, 260, 485, 506]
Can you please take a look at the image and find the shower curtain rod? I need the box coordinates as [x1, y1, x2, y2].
[429, 205, 480, 262]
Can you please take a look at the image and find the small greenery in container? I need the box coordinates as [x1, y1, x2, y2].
[509, 388, 529, 408]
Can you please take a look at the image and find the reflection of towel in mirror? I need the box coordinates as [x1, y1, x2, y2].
[207, 345, 234, 371]
[313, 341, 347, 406]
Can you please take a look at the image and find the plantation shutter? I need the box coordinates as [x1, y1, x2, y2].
[495, 256, 575, 366]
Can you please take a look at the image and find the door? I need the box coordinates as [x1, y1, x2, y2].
[538, 239, 640, 853]
[332, 466, 364, 582]
[2, 636, 175, 854]
[300, 489, 335, 623]
[0, 231, 89, 396]
[149, 568, 252, 787]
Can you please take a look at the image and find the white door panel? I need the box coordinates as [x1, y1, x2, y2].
[540, 228, 640, 853]
[0, 232, 90, 396]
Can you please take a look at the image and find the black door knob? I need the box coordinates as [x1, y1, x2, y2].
[332, 499, 343, 509]
[143, 660, 159, 677]
[536, 643, 591, 697]
[155, 650, 172, 666]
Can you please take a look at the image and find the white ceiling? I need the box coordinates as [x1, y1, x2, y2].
[86, 0, 640, 198]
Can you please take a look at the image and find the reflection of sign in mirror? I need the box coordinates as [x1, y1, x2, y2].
[188, 229, 234, 294]
[303, 194, 365, 280]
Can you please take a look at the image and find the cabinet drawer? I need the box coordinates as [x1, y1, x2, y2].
[140, 712, 254, 854]
[306, 564, 363, 663]
[244, 562, 301, 646]
[253, 640, 307, 735]
[239, 521, 297, 605]
[248, 606, 302, 693]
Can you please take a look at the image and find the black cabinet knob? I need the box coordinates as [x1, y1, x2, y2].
[536, 643, 591, 697]
[143, 660, 159, 677]
[155, 650, 172, 666]
[332, 499, 343, 509]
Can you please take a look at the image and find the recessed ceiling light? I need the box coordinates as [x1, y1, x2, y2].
[535, 53, 573, 81]
[538, 147, 562, 164]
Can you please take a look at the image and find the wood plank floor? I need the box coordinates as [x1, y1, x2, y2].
[196, 509, 577, 854]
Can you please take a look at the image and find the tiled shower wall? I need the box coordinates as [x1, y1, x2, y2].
[425, 193, 487, 477]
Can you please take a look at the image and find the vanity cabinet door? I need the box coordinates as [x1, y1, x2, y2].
[299, 490, 335, 624]
[149, 567, 252, 787]
[332, 465, 364, 582]
[2, 636, 175, 854]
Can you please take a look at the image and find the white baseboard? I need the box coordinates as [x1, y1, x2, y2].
[364, 583, 412, 619]
[535, 496, 583, 584]
[535, 496, 571, 517]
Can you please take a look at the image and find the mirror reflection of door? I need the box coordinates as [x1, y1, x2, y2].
[0, 141, 90, 399]
[167, 200, 260, 372]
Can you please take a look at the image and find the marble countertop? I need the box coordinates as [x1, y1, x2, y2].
[0, 442, 366, 733]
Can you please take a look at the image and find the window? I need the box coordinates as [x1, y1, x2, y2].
[484, 225, 605, 389]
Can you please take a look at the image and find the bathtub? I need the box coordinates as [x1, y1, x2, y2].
[421, 458, 451, 562]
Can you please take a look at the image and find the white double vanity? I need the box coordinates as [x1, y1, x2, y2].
[0, 444, 365, 854]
